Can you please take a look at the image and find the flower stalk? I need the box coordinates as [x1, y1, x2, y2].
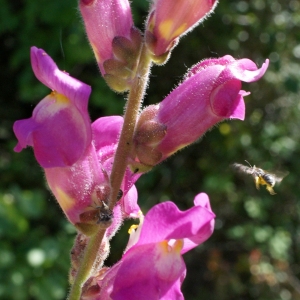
[68, 229, 106, 300]
[108, 43, 151, 210]
[68, 43, 151, 299]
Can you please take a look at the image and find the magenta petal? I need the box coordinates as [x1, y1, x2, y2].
[92, 116, 123, 151]
[181, 193, 216, 254]
[229, 91, 249, 120]
[210, 79, 243, 118]
[13, 118, 36, 152]
[230, 58, 270, 82]
[31, 47, 91, 111]
[187, 55, 235, 76]
[137, 200, 215, 251]
[122, 184, 140, 218]
[109, 243, 185, 300]
[193, 192, 212, 211]
[14, 93, 91, 168]
[14, 47, 92, 168]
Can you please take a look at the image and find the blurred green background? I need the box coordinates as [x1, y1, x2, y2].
[1, 0, 300, 299]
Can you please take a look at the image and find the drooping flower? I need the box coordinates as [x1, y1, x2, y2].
[82, 193, 215, 299]
[145, 0, 218, 62]
[79, 0, 142, 92]
[13, 47, 92, 168]
[132, 56, 269, 168]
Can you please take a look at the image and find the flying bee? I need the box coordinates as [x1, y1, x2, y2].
[232, 161, 287, 195]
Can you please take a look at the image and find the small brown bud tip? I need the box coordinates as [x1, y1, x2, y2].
[103, 59, 131, 77]
[136, 105, 159, 124]
[112, 36, 135, 59]
[135, 145, 163, 166]
[103, 74, 130, 92]
[134, 121, 167, 145]
[130, 27, 143, 49]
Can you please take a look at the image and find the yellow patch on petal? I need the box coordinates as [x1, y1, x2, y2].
[172, 239, 184, 253]
[158, 20, 187, 41]
[155, 239, 184, 281]
[54, 92, 70, 104]
[158, 240, 171, 253]
[35, 93, 70, 122]
[158, 239, 183, 254]
[91, 43, 101, 63]
[173, 23, 188, 38]
[56, 188, 76, 212]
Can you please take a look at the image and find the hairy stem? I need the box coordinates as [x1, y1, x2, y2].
[68, 44, 151, 299]
[68, 229, 106, 300]
[108, 44, 151, 209]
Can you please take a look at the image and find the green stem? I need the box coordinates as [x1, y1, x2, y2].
[108, 44, 151, 209]
[68, 229, 106, 300]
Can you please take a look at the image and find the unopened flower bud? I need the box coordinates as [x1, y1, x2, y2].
[131, 105, 167, 168]
[80, 0, 143, 92]
[133, 56, 269, 166]
[145, 0, 218, 62]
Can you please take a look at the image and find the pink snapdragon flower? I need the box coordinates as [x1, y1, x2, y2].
[40, 115, 140, 236]
[79, 0, 141, 91]
[79, 0, 133, 73]
[13, 47, 140, 235]
[82, 193, 215, 299]
[13, 47, 92, 168]
[146, 0, 218, 59]
[132, 56, 269, 167]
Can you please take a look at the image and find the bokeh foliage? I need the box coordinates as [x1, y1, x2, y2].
[1, 0, 300, 299]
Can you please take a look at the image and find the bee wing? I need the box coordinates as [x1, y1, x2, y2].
[272, 170, 289, 183]
[231, 163, 253, 175]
